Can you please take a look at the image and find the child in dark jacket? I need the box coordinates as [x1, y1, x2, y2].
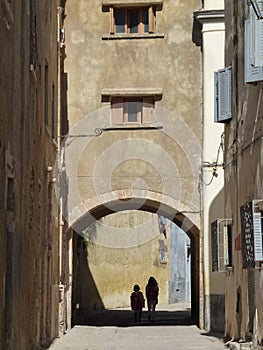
[130, 284, 145, 324]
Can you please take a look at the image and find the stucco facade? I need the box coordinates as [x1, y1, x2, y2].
[63, 0, 203, 325]
[223, 0, 263, 345]
[193, 0, 226, 332]
[0, 1, 66, 349]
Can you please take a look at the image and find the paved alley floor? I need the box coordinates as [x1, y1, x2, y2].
[47, 303, 227, 350]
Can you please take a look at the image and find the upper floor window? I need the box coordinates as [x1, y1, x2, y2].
[214, 66, 232, 123]
[244, 2, 263, 83]
[110, 6, 156, 34]
[111, 97, 155, 124]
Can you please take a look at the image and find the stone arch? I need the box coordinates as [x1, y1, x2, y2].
[71, 189, 200, 325]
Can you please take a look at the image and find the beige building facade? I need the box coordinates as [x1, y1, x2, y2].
[0, 1, 67, 349]
[210, 0, 263, 346]
[62, 0, 203, 325]
[222, 0, 263, 345]
[193, 0, 226, 332]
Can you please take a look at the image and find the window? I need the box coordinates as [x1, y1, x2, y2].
[214, 66, 232, 123]
[211, 219, 232, 272]
[30, 0, 37, 69]
[111, 97, 155, 124]
[244, 2, 263, 83]
[110, 6, 156, 34]
[45, 64, 49, 127]
[240, 200, 263, 268]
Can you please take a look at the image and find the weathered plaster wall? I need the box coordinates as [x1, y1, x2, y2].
[224, 0, 263, 343]
[193, 0, 225, 332]
[64, 0, 202, 323]
[0, 1, 62, 349]
[74, 211, 169, 314]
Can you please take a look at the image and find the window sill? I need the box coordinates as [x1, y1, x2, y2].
[102, 0, 163, 5]
[102, 33, 165, 40]
[101, 122, 163, 130]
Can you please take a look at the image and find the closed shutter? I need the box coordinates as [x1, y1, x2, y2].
[148, 6, 156, 33]
[142, 97, 154, 123]
[252, 200, 263, 261]
[111, 97, 123, 124]
[255, 1, 263, 66]
[245, 6, 263, 83]
[214, 66, 232, 122]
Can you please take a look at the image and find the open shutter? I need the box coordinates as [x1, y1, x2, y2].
[111, 97, 123, 124]
[123, 101, 128, 123]
[110, 6, 114, 34]
[255, 1, 263, 66]
[214, 71, 219, 122]
[148, 6, 156, 33]
[142, 97, 154, 123]
[214, 66, 232, 122]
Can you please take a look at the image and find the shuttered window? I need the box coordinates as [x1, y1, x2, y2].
[244, 1, 263, 83]
[111, 97, 155, 125]
[110, 6, 156, 34]
[240, 200, 263, 268]
[211, 219, 233, 272]
[214, 66, 232, 123]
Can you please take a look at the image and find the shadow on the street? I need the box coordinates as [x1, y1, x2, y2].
[200, 330, 225, 342]
[77, 307, 196, 327]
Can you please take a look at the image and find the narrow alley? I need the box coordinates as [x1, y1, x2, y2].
[48, 304, 226, 350]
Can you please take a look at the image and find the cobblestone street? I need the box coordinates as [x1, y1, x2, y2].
[48, 304, 226, 350]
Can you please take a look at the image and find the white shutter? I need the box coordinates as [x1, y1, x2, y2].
[214, 66, 232, 123]
[252, 200, 263, 261]
[255, 1, 263, 66]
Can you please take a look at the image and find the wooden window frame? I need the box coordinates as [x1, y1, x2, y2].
[111, 96, 155, 125]
[110, 6, 156, 35]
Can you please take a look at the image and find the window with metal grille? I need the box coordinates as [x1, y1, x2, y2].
[240, 200, 263, 268]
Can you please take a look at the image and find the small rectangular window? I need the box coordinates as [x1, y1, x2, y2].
[211, 219, 232, 272]
[111, 97, 155, 125]
[111, 6, 155, 35]
[45, 65, 49, 127]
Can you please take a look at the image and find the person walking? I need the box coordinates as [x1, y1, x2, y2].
[145, 276, 159, 321]
[130, 284, 145, 324]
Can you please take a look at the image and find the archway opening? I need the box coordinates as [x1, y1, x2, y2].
[70, 196, 200, 327]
